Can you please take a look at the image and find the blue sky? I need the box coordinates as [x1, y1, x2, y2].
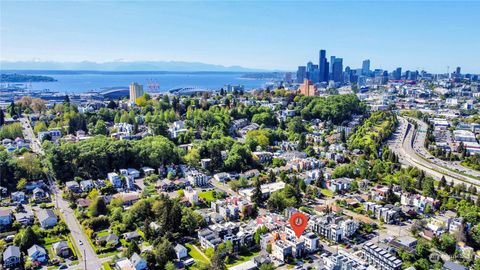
[1, 1, 479, 73]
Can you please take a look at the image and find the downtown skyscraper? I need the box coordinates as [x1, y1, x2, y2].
[319, 49, 329, 82]
[362, 59, 370, 75]
[332, 58, 343, 83]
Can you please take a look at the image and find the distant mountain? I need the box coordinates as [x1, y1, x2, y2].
[0, 60, 265, 72]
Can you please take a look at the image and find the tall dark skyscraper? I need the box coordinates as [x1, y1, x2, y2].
[362, 59, 370, 75]
[319, 49, 328, 82]
[330, 56, 336, 76]
[332, 58, 343, 82]
[394, 67, 402, 80]
[296, 66, 307, 83]
[344, 66, 352, 82]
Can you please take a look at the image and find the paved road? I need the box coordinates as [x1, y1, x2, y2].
[19, 116, 43, 154]
[47, 174, 103, 270]
[387, 116, 480, 187]
[20, 115, 105, 270]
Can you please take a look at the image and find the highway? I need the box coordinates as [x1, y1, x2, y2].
[406, 117, 480, 179]
[387, 116, 480, 187]
[20, 115, 105, 270]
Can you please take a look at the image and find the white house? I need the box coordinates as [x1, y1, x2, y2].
[27, 244, 48, 263]
[80, 180, 94, 192]
[53, 241, 70, 257]
[130, 253, 147, 270]
[174, 244, 188, 260]
[36, 209, 57, 228]
[0, 209, 13, 226]
[3, 246, 21, 268]
[108, 172, 122, 188]
[184, 187, 199, 204]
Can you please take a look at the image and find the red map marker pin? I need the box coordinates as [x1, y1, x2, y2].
[289, 212, 308, 238]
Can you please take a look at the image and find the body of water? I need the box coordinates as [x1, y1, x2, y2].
[3, 71, 270, 94]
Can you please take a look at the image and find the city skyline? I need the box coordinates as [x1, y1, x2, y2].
[1, 1, 479, 73]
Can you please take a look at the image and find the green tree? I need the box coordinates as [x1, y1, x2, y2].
[154, 238, 176, 269]
[413, 258, 431, 270]
[415, 242, 431, 258]
[180, 208, 204, 235]
[16, 178, 28, 190]
[259, 264, 275, 270]
[34, 121, 47, 134]
[89, 196, 108, 217]
[16, 227, 39, 252]
[439, 233, 456, 255]
[165, 261, 176, 270]
[210, 248, 227, 270]
[252, 179, 263, 205]
[16, 153, 43, 180]
[125, 241, 140, 258]
[93, 120, 108, 135]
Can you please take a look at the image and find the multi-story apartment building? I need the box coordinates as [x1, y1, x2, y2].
[324, 249, 369, 270]
[362, 242, 402, 270]
[186, 172, 209, 187]
[364, 202, 401, 224]
[308, 214, 358, 243]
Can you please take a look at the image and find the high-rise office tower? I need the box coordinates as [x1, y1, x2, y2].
[284, 72, 292, 83]
[332, 58, 343, 82]
[129, 82, 144, 103]
[319, 49, 328, 82]
[306, 62, 319, 83]
[296, 66, 307, 83]
[394, 67, 402, 80]
[325, 61, 329, 82]
[344, 66, 352, 83]
[456, 67, 461, 75]
[382, 71, 389, 84]
[311, 68, 320, 83]
[362, 60, 370, 75]
[330, 56, 336, 76]
[307, 61, 315, 72]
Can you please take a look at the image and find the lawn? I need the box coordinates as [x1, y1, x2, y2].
[43, 235, 65, 260]
[67, 235, 80, 258]
[320, 188, 333, 197]
[185, 243, 210, 264]
[198, 190, 215, 203]
[102, 262, 113, 270]
[98, 250, 119, 258]
[226, 250, 260, 267]
[120, 238, 128, 247]
[96, 230, 110, 237]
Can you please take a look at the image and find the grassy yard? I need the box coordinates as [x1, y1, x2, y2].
[320, 188, 333, 197]
[96, 230, 110, 237]
[120, 238, 128, 247]
[98, 250, 119, 258]
[185, 243, 210, 264]
[102, 262, 113, 270]
[68, 235, 80, 259]
[198, 190, 215, 203]
[226, 250, 260, 267]
[43, 235, 65, 260]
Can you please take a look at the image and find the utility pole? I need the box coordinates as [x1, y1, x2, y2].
[84, 249, 87, 270]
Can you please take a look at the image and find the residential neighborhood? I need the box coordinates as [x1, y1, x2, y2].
[0, 60, 479, 270]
